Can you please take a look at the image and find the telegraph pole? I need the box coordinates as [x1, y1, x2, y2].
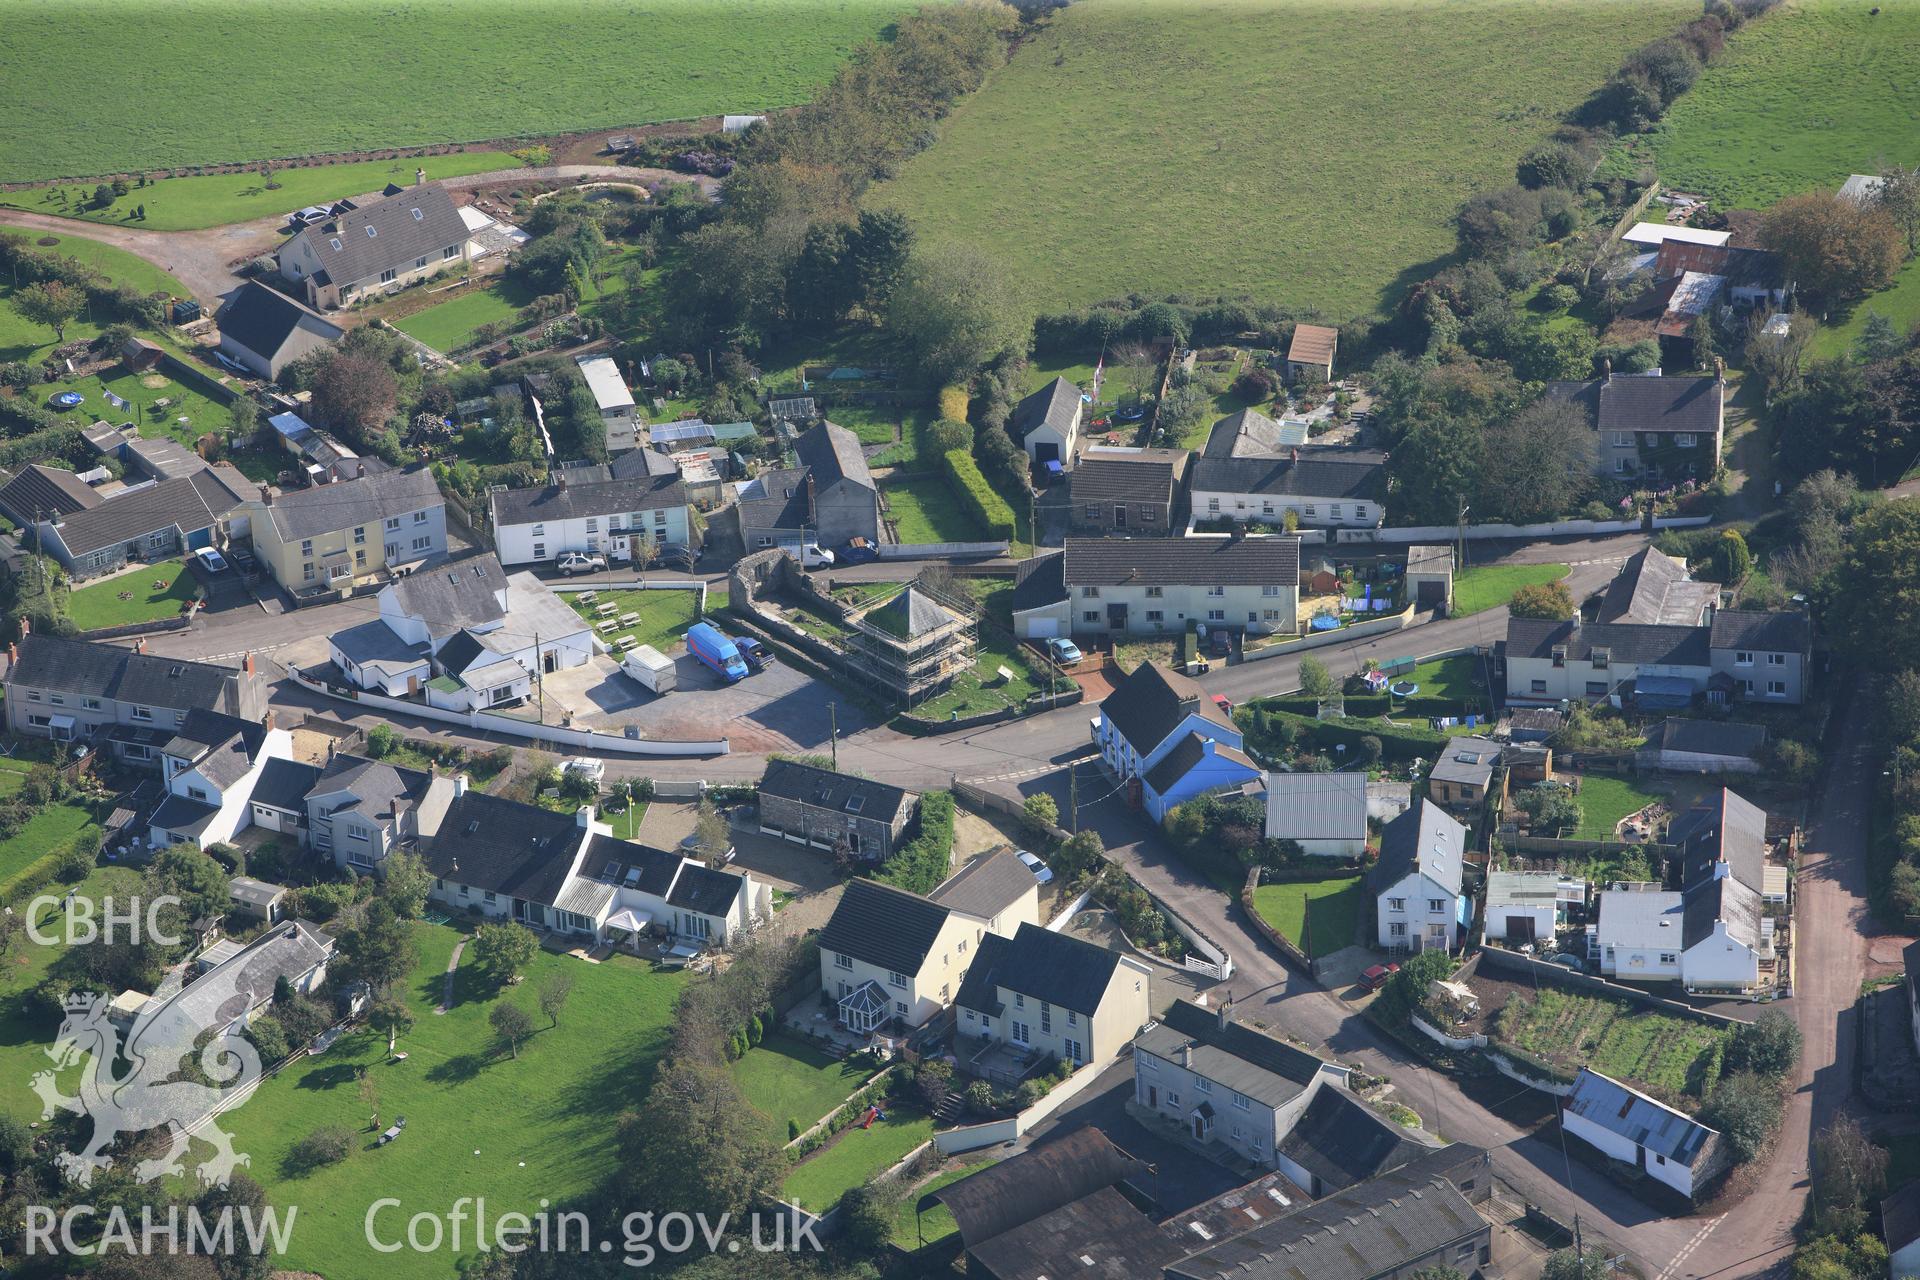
[1069, 763, 1079, 834]
[827, 701, 838, 770]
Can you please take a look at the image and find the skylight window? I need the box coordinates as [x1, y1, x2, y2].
[366, 225, 378, 238]
[411, 208, 424, 221]
[845, 795, 865, 814]
[328, 238, 343, 251]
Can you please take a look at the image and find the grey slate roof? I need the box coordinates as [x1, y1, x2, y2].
[488, 472, 686, 527]
[1099, 660, 1236, 757]
[1010, 377, 1082, 443]
[1166, 1173, 1483, 1280]
[1884, 1175, 1920, 1255]
[386, 552, 505, 632]
[1373, 799, 1466, 897]
[1682, 874, 1763, 950]
[7, 634, 248, 711]
[149, 793, 221, 837]
[1547, 371, 1723, 436]
[422, 791, 583, 907]
[1505, 617, 1712, 668]
[330, 618, 429, 671]
[309, 753, 432, 820]
[1189, 450, 1386, 502]
[1068, 451, 1185, 505]
[1274, 1085, 1430, 1193]
[216, 281, 340, 362]
[1134, 999, 1335, 1110]
[1143, 730, 1258, 795]
[1431, 736, 1500, 788]
[1202, 407, 1309, 459]
[1063, 534, 1299, 588]
[1596, 549, 1717, 626]
[967, 1185, 1179, 1280]
[582, 834, 680, 898]
[1566, 1068, 1717, 1166]
[1709, 609, 1810, 654]
[954, 921, 1128, 1019]
[928, 850, 1036, 920]
[284, 183, 466, 286]
[930, 1126, 1143, 1248]
[0, 464, 100, 521]
[793, 420, 873, 491]
[758, 759, 914, 826]
[1670, 787, 1769, 893]
[1655, 718, 1767, 758]
[667, 862, 748, 918]
[734, 465, 812, 533]
[53, 466, 250, 556]
[817, 877, 952, 976]
[1265, 771, 1369, 842]
[250, 758, 323, 812]
[164, 710, 267, 789]
[1009, 551, 1067, 612]
[260, 463, 442, 542]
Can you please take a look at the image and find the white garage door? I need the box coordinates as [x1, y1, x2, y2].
[1025, 616, 1060, 639]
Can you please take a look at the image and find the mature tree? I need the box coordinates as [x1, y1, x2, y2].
[227, 394, 260, 442]
[146, 845, 232, 925]
[1515, 782, 1582, 836]
[1022, 792, 1059, 836]
[618, 1060, 786, 1217]
[1726, 1007, 1803, 1078]
[1746, 309, 1817, 400]
[886, 242, 1031, 384]
[537, 968, 575, 1028]
[1874, 162, 1920, 254]
[1701, 1070, 1783, 1163]
[848, 207, 913, 312]
[368, 996, 414, 1057]
[333, 899, 417, 995]
[473, 921, 539, 985]
[1297, 655, 1337, 699]
[1540, 1249, 1611, 1280]
[1853, 311, 1907, 365]
[1761, 193, 1906, 309]
[1832, 501, 1920, 668]
[1707, 528, 1753, 584]
[194, 1172, 273, 1280]
[1516, 143, 1586, 191]
[1508, 321, 1598, 383]
[11, 279, 86, 343]
[1810, 1115, 1888, 1236]
[1056, 829, 1105, 878]
[1791, 1232, 1888, 1280]
[1509, 580, 1576, 620]
[379, 849, 433, 919]
[308, 351, 398, 440]
[490, 1000, 534, 1058]
[691, 801, 732, 868]
[1478, 397, 1597, 522]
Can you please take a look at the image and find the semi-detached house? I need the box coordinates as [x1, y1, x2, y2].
[1092, 659, 1261, 822]
[487, 465, 689, 567]
[1010, 535, 1301, 641]
[146, 710, 294, 850]
[954, 921, 1150, 1073]
[241, 464, 446, 596]
[817, 877, 1018, 1034]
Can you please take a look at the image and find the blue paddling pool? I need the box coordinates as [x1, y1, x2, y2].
[50, 391, 84, 409]
[1309, 615, 1342, 631]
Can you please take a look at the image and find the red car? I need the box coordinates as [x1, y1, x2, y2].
[1359, 963, 1400, 992]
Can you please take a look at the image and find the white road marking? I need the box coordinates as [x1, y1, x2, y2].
[1657, 1213, 1725, 1280]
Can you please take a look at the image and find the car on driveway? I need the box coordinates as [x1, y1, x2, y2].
[1014, 850, 1054, 884]
[192, 547, 229, 574]
[559, 757, 605, 785]
[556, 552, 607, 576]
[739, 638, 776, 673]
[1359, 962, 1400, 992]
[1044, 637, 1083, 666]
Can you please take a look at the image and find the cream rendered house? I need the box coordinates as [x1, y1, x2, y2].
[818, 878, 1008, 1033]
[243, 464, 446, 596]
[954, 922, 1151, 1072]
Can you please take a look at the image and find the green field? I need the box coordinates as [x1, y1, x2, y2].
[1494, 986, 1728, 1102]
[1811, 260, 1920, 361]
[1647, 0, 1920, 210]
[780, 1103, 934, 1212]
[65, 559, 199, 631]
[1571, 774, 1662, 842]
[872, 0, 1693, 318]
[1251, 877, 1363, 959]
[0, 235, 192, 363]
[0, 0, 915, 186]
[216, 923, 686, 1280]
[730, 1036, 874, 1146]
[881, 476, 988, 544]
[1450, 563, 1570, 617]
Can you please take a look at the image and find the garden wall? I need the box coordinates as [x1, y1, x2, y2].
[1239, 866, 1316, 977]
[1240, 606, 1413, 662]
[1338, 515, 1711, 545]
[931, 1056, 1109, 1155]
[1410, 1012, 1487, 1053]
[77, 612, 196, 641]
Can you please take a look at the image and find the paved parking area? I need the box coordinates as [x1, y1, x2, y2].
[574, 650, 869, 754]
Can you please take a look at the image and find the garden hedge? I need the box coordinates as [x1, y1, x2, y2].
[1254, 693, 1484, 720]
[937, 384, 970, 422]
[873, 790, 955, 895]
[937, 449, 1017, 542]
[1249, 708, 1448, 762]
[0, 830, 99, 907]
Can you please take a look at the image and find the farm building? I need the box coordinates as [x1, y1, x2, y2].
[1561, 1067, 1728, 1204]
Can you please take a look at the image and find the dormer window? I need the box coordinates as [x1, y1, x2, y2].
[1550, 645, 1567, 668]
[1591, 648, 1610, 670]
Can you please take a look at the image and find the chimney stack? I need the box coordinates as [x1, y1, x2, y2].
[415, 167, 426, 187]
[454, 772, 470, 798]
[1217, 998, 1232, 1032]
[264, 710, 274, 730]
[1602, 356, 1613, 379]
[258, 484, 272, 505]
[135, 637, 147, 655]
[18, 616, 28, 636]
[356, 462, 366, 480]
[556, 471, 567, 490]
[577, 804, 596, 829]
[1180, 1041, 1193, 1068]
[1714, 356, 1726, 384]
[244, 652, 255, 676]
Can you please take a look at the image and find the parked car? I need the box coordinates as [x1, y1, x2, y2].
[681, 832, 736, 864]
[559, 757, 605, 785]
[1208, 629, 1233, 657]
[557, 552, 607, 576]
[1044, 638, 1083, 666]
[1548, 953, 1586, 974]
[227, 545, 256, 572]
[838, 538, 879, 566]
[1359, 962, 1401, 993]
[1013, 850, 1054, 884]
[738, 638, 775, 673]
[192, 547, 229, 574]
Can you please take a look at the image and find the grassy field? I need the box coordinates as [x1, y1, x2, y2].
[1572, 774, 1663, 842]
[730, 1036, 874, 1145]
[216, 923, 686, 1280]
[0, 801, 97, 891]
[1494, 985, 1728, 1102]
[872, 0, 1693, 318]
[1646, 0, 1920, 210]
[14, 153, 519, 232]
[1450, 563, 1569, 617]
[881, 476, 988, 544]
[65, 559, 199, 631]
[559, 586, 699, 653]
[781, 1103, 934, 1212]
[1811, 259, 1920, 360]
[0, 0, 914, 186]
[0, 235, 192, 363]
[1251, 877, 1364, 959]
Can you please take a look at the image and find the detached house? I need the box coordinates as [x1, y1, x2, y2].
[276, 182, 470, 310]
[1011, 377, 1083, 469]
[1067, 448, 1189, 535]
[147, 710, 295, 849]
[1592, 877, 1771, 993]
[1093, 660, 1261, 822]
[4, 633, 268, 762]
[735, 421, 880, 552]
[756, 760, 918, 863]
[243, 463, 446, 596]
[1546, 368, 1727, 481]
[304, 752, 459, 875]
[818, 877, 1013, 1034]
[954, 922, 1151, 1073]
[36, 465, 252, 580]
[1371, 800, 1469, 953]
[214, 281, 344, 380]
[1011, 536, 1301, 642]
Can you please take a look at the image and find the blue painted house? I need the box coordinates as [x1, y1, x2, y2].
[1093, 661, 1261, 822]
[1370, 799, 1470, 953]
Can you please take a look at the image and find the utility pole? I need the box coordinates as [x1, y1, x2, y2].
[533, 630, 543, 723]
[1455, 496, 1470, 575]
[827, 701, 838, 770]
[1069, 763, 1079, 834]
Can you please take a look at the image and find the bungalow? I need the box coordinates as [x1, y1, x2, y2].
[1202, 408, 1310, 459]
[241, 463, 446, 596]
[1562, 1067, 1729, 1204]
[34, 465, 252, 580]
[1092, 660, 1260, 822]
[1067, 448, 1189, 535]
[276, 182, 470, 310]
[1188, 448, 1387, 530]
[1371, 799, 1469, 953]
[1010, 536, 1302, 642]
[1546, 368, 1726, 482]
[214, 281, 344, 380]
[0, 463, 101, 529]
[1133, 998, 1351, 1170]
[817, 877, 1007, 1033]
[163, 919, 336, 1034]
[953, 922, 1151, 1073]
[1429, 736, 1502, 811]
[1010, 377, 1083, 469]
[1285, 323, 1338, 384]
[1482, 870, 1584, 946]
[756, 759, 918, 863]
[1263, 771, 1368, 858]
[147, 710, 294, 849]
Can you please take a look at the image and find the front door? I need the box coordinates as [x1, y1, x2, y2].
[1106, 602, 1128, 632]
[1148, 1085, 1157, 1109]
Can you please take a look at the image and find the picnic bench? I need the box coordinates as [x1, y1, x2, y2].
[576, 591, 597, 604]
[595, 603, 617, 617]
[596, 619, 618, 633]
[613, 634, 636, 650]
[619, 611, 641, 626]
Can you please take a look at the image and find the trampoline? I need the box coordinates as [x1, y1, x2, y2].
[1390, 681, 1419, 697]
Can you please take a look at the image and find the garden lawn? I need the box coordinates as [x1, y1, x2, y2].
[0, 802, 97, 887]
[0, 236, 191, 364]
[881, 476, 987, 544]
[1251, 878, 1363, 959]
[65, 559, 198, 631]
[730, 1036, 874, 1145]
[781, 1103, 934, 1212]
[1403, 655, 1492, 713]
[1493, 986, 1729, 1103]
[392, 276, 538, 352]
[0, 865, 141, 1122]
[873, 0, 1693, 317]
[2, 1, 914, 186]
[891, 1164, 985, 1250]
[1811, 258, 1920, 361]
[1645, 0, 1920, 210]
[36, 363, 232, 449]
[1571, 774, 1662, 842]
[559, 587, 699, 653]
[603, 801, 649, 841]
[217, 923, 686, 1280]
[822, 402, 902, 447]
[1450, 563, 1569, 617]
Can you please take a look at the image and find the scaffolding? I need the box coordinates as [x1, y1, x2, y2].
[845, 577, 979, 706]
